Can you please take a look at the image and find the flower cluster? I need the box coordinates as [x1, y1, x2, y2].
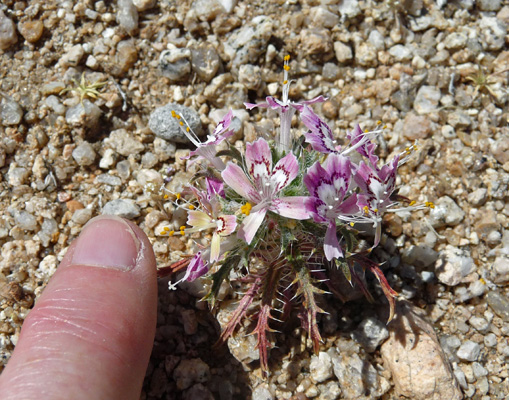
[158, 55, 433, 375]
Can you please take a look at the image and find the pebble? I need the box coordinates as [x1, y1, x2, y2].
[484, 333, 497, 347]
[251, 384, 274, 400]
[238, 64, 261, 90]
[41, 81, 66, 95]
[72, 141, 96, 166]
[310, 6, 339, 28]
[65, 100, 102, 129]
[159, 48, 191, 82]
[300, 29, 333, 57]
[114, 40, 138, 75]
[355, 42, 377, 67]
[491, 256, 509, 284]
[435, 245, 475, 286]
[180, 309, 198, 335]
[0, 10, 17, 50]
[479, 16, 506, 51]
[334, 41, 353, 64]
[116, 0, 139, 35]
[132, 0, 156, 11]
[467, 188, 487, 206]
[402, 113, 431, 140]
[444, 32, 468, 50]
[71, 208, 93, 225]
[15, 211, 37, 231]
[191, 43, 221, 83]
[102, 199, 140, 219]
[490, 137, 509, 165]
[45, 95, 66, 115]
[401, 245, 438, 268]
[99, 148, 116, 169]
[105, 128, 144, 156]
[468, 316, 490, 334]
[389, 44, 412, 62]
[60, 44, 85, 67]
[309, 352, 334, 383]
[136, 169, 163, 187]
[173, 358, 210, 390]
[479, 0, 502, 10]
[352, 317, 389, 353]
[18, 20, 44, 43]
[368, 29, 385, 50]
[380, 301, 463, 400]
[486, 290, 509, 322]
[148, 103, 202, 143]
[7, 166, 29, 186]
[95, 174, 122, 186]
[0, 96, 23, 126]
[183, 383, 214, 400]
[413, 85, 441, 115]
[457, 340, 480, 362]
[322, 63, 340, 82]
[338, 0, 361, 18]
[429, 196, 465, 228]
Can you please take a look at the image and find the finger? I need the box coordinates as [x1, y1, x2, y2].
[0, 215, 157, 400]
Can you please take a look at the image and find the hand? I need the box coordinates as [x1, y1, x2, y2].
[0, 215, 157, 400]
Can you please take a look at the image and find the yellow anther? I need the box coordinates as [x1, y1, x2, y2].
[180, 225, 186, 231]
[176, 193, 181, 200]
[171, 110, 177, 117]
[163, 194, 169, 199]
[188, 204, 195, 210]
[283, 65, 290, 71]
[160, 231, 165, 235]
[363, 206, 369, 215]
[350, 222, 355, 227]
[179, 121, 184, 126]
[186, 127, 190, 132]
[409, 200, 416, 206]
[383, 125, 387, 129]
[241, 202, 252, 216]
[163, 226, 169, 232]
[180, 230, 185, 236]
[176, 114, 181, 119]
[425, 202, 435, 209]
[284, 55, 290, 61]
[283, 80, 288, 85]
[376, 120, 382, 125]
[285, 219, 297, 229]
[479, 277, 486, 285]
[373, 208, 379, 213]
[365, 129, 369, 133]
[169, 230, 175, 236]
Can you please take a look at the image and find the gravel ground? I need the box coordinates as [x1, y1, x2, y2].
[1, 0, 509, 399]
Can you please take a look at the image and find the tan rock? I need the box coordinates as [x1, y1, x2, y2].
[381, 301, 463, 400]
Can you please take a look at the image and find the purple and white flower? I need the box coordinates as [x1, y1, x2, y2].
[245, 56, 325, 152]
[304, 154, 360, 261]
[222, 138, 310, 244]
[168, 252, 208, 290]
[180, 109, 235, 171]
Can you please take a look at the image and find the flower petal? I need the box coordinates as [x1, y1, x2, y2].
[301, 106, 337, 153]
[217, 214, 237, 236]
[273, 197, 311, 219]
[245, 139, 272, 190]
[237, 208, 267, 244]
[221, 162, 258, 202]
[186, 252, 209, 281]
[210, 232, 221, 262]
[271, 152, 299, 192]
[324, 221, 343, 261]
[323, 153, 351, 199]
[187, 210, 214, 229]
[244, 101, 269, 110]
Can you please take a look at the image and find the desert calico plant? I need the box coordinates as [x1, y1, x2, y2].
[158, 55, 434, 375]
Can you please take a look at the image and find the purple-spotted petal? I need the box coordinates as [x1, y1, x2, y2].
[324, 221, 343, 261]
[271, 152, 299, 192]
[206, 177, 225, 198]
[323, 153, 351, 199]
[237, 208, 267, 244]
[301, 106, 338, 153]
[303, 160, 327, 196]
[222, 162, 258, 203]
[217, 214, 237, 236]
[347, 124, 379, 166]
[245, 138, 272, 189]
[272, 197, 311, 220]
[211, 110, 234, 138]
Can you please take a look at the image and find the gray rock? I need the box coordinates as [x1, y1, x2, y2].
[322, 62, 341, 81]
[479, 16, 506, 51]
[328, 346, 388, 399]
[478, 0, 501, 11]
[468, 316, 490, 334]
[65, 100, 102, 128]
[484, 333, 497, 347]
[490, 137, 509, 164]
[429, 196, 465, 228]
[0, 96, 23, 126]
[251, 384, 274, 400]
[435, 245, 475, 286]
[191, 43, 221, 83]
[159, 48, 191, 82]
[102, 199, 140, 219]
[444, 32, 468, 50]
[71, 208, 93, 225]
[310, 6, 339, 28]
[72, 142, 96, 166]
[99, 148, 116, 169]
[381, 302, 463, 400]
[401, 245, 438, 268]
[141, 152, 158, 168]
[338, 0, 361, 18]
[492, 256, 509, 284]
[153, 137, 176, 161]
[368, 30, 385, 50]
[334, 41, 353, 63]
[15, 211, 38, 231]
[105, 128, 144, 156]
[116, 160, 131, 180]
[45, 95, 66, 115]
[95, 174, 122, 186]
[355, 42, 377, 67]
[183, 383, 214, 400]
[300, 28, 333, 58]
[447, 111, 471, 128]
[310, 352, 334, 383]
[149, 103, 202, 143]
[192, 0, 225, 22]
[352, 317, 389, 353]
[39, 218, 59, 247]
[132, 0, 156, 11]
[60, 44, 85, 67]
[472, 362, 488, 379]
[456, 340, 480, 362]
[414, 85, 441, 114]
[180, 309, 198, 335]
[173, 358, 210, 390]
[116, 0, 139, 35]
[389, 44, 412, 61]
[7, 166, 29, 186]
[238, 64, 261, 90]
[467, 188, 487, 206]
[0, 10, 17, 50]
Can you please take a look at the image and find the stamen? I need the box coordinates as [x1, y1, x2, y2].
[425, 201, 435, 209]
[409, 200, 416, 206]
[241, 202, 252, 216]
[188, 204, 195, 210]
